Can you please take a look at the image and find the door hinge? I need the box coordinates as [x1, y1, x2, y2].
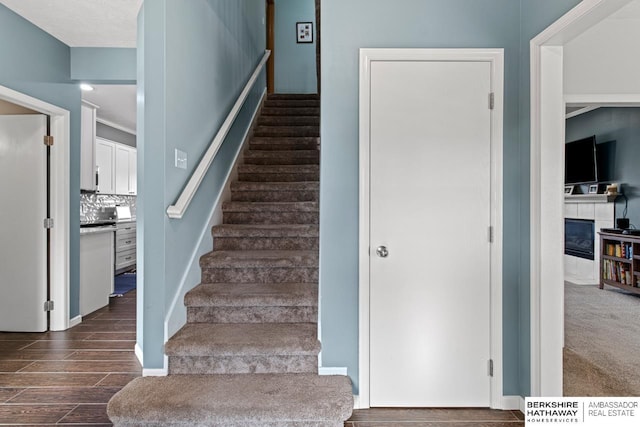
[44, 218, 54, 229]
[44, 135, 54, 146]
[489, 93, 495, 110]
[489, 359, 494, 377]
[44, 300, 54, 312]
[488, 226, 494, 243]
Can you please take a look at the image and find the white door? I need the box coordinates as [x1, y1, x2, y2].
[0, 115, 48, 332]
[369, 59, 493, 406]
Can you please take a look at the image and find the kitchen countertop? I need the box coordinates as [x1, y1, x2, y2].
[80, 225, 116, 235]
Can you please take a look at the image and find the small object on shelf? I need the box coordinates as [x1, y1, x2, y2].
[605, 183, 618, 196]
[565, 185, 575, 195]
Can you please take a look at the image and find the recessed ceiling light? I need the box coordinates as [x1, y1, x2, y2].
[80, 83, 94, 92]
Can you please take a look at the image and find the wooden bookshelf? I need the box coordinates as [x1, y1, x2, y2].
[599, 231, 640, 295]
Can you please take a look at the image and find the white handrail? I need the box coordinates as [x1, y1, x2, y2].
[166, 50, 271, 219]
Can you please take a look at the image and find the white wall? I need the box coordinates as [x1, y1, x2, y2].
[564, 1, 640, 95]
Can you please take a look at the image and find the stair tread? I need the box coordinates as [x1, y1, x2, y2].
[244, 150, 318, 157]
[201, 250, 318, 268]
[231, 181, 319, 191]
[185, 282, 318, 307]
[268, 93, 320, 100]
[212, 224, 318, 237]
[107, 374, 353, 425]
[223, 201, 318, 212]
[165, 323, 319, 356]
[239, 164, 319, 172]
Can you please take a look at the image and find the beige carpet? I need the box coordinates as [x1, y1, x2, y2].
[564, 282, 640, 396]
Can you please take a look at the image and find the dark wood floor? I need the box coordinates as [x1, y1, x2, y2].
[0, 290, 139, 425]
[0, 290, 523, 425]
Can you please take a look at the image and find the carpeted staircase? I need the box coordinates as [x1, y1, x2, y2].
[107, 94, 353, 426]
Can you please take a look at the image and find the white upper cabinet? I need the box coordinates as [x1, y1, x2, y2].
[80, 102, 97, 191]
[95, 138, 115, 194]
[129, 147, 137, 195]
[115, 144, 131, 195]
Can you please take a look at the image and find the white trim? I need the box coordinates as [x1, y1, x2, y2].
[166, 50, 271, 219]
[318, 367, 348, 376]
[565, 106, 599, 119]
[81, 99, 100, 110]
[69, 315, 82, 328]
[358, 48, 504, 409]
[565, 93, 640, 106]
[353, 395, 363, 410]
[135, 343, 144, 365]
[529, 0, 635, 398]
[96, 117, 136, 136]
[142, 368, 168, 377]
[0, 84, 70, 332]
[164, 89, 267, 340]
[498, 395, 525, 411]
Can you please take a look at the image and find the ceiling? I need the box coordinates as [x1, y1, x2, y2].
[0, 0, 142, 47]
[0, 0, 141, 134]
[82, 85, 136, 134]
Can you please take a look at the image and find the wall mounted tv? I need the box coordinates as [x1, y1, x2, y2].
[565, 135, 598, 184]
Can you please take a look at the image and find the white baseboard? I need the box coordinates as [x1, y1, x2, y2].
[68, 315, 82, 328]
[318, 367, 348, 376]
[497, 395, 525, 411]
[142, 368, 168, 377]
[135, 344, 168, 376]
[134, 343, 143, 366]
[353, 395, 364, 409]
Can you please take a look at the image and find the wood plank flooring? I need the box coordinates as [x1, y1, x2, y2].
[0, 290, 139, 426]
[0, 289, 523, 425]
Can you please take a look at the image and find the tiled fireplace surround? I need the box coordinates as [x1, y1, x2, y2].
[564, 198, 615, 285]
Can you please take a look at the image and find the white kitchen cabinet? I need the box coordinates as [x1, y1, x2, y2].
[80, 228, 114, 316]
[115, 144, 131, 195]
[129, 147, 137, 195]
[115, 144, 137, 195]
[95, 138, 115, 194]
[80, 102, 98, 191]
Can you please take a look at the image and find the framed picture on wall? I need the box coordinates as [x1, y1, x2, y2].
[296, 22, 313, 43]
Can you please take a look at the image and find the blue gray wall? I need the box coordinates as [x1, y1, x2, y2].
[96, 122, 136, 147]
[0, 4, 82, 318]
[137, 0, 266, 368]
[274, 0, 317, 93]
[71, 48, 136, 83]
[566, 108, 640, 228]
[320, 0, 582, 396]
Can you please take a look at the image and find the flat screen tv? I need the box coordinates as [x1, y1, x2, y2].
[565, 135, 598, 184]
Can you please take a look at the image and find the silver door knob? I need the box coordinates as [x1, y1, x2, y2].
[376, 246, 389, 258]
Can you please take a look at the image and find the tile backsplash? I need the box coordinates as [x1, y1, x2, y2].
[80, 194, 136, 223]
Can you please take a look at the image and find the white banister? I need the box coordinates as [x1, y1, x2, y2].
[166, 50, 271, 219]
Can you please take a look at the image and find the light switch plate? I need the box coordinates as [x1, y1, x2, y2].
[175, 149, 187, 170]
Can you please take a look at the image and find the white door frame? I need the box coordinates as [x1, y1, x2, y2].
[0, 84, 70, 331]
[529, 0, 639, 397]
[358, 48, 504, 409]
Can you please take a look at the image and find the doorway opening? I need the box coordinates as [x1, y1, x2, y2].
[0, 84, 70, 332]
[530, 0, 640, 397]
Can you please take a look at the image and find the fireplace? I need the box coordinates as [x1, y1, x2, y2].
[565, 218, 595, 260]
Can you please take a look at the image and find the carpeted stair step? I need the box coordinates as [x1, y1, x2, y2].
[165, 323, 319, 374]
[264, 99, 319, 108]
[185, 282, 318, 323]
[262, 107, 320, 117]
[223, 201, 318, 225]
[107, 374, 353, 427]
[250, 137, 318, 151]
[254, 125, 319, 138]
[200, 250, 318, 283]
[243, 150, 319, 166]
[212, 224, 318, 250]
[238, 164, 319, 182]
[230, 181, 319, 203]
[258, 116, 319, 127]
[268, 93, 320, 101]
